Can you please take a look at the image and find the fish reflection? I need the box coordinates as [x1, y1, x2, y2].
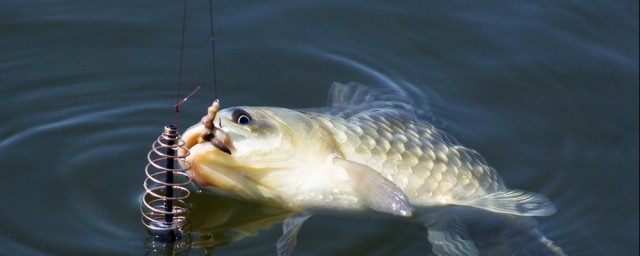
[179, 192, 564, 255]
[182, 191, 292, 254]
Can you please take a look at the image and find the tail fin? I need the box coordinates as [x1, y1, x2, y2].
[463, 189, 557, 216]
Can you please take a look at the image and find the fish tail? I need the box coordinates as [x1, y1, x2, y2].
[462, 189, 557, 216]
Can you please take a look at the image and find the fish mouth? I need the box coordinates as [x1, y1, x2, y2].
[182, 98, 233, 155]
[179, 99, 234, 184]
[176, 100, 261, 199]
[179, 123, 233, 159]
[179, 123, 258, 198]
[180, 122, 233, 156]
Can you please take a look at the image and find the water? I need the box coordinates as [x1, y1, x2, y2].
[1, 0, 637, 255]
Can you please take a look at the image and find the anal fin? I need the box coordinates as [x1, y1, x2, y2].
[427, 213, 479, 256]
[276, 213, 312, 256]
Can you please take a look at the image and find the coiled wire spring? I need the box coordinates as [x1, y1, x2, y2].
[141, 124, 192, 240]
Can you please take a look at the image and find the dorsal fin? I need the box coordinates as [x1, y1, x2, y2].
[326, 82, 412, 109]
[301, 82, 415, 119]
[301, 82, 447, 129]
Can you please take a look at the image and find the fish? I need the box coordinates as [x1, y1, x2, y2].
[179, 82, 565, 255]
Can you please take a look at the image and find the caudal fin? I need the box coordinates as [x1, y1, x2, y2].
[463, 189, 557, 216]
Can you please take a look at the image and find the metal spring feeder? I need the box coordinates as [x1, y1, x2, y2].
[141, 124, 192, 242]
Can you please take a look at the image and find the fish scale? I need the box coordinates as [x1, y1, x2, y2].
[316, 112, 505, 205]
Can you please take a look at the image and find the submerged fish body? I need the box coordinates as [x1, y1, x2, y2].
[180, 82, 563, 255]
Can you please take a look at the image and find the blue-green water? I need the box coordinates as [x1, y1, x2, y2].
[1, 0, 637, 255]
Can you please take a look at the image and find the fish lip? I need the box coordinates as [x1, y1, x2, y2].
[209, 122, 233, 154]
[185, 138, 262, 200]
[178, 125, 199, 161]
[211, 137, 232, 154]
[198, 132, 230, 154]
[180, 123, 232, 156]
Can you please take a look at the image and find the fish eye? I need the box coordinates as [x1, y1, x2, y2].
[237, 115, 251, 125]
[232, 109, 252, 125]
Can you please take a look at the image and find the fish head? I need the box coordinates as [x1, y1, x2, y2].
[180, 106, 331, 201]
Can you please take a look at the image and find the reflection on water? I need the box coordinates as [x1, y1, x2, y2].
[144, 191, 291, 255]
[144, 190, 566, 255]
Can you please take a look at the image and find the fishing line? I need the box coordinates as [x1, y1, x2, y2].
[174, 0, 189, 128]
[142, 0, 196, 245]
[143, 0, 221, 246]
[208, 0, 218, 99]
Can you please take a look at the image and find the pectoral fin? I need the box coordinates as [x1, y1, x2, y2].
[464, 189, 556, 216]
[333, 157, 413, 217]
[276, 213, 312, 256]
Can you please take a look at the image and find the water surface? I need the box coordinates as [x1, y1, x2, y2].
[1, 0, 638, 255]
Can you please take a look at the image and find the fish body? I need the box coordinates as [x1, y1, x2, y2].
[313, 111, 504, 205]
[180, 82, 563, 255]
